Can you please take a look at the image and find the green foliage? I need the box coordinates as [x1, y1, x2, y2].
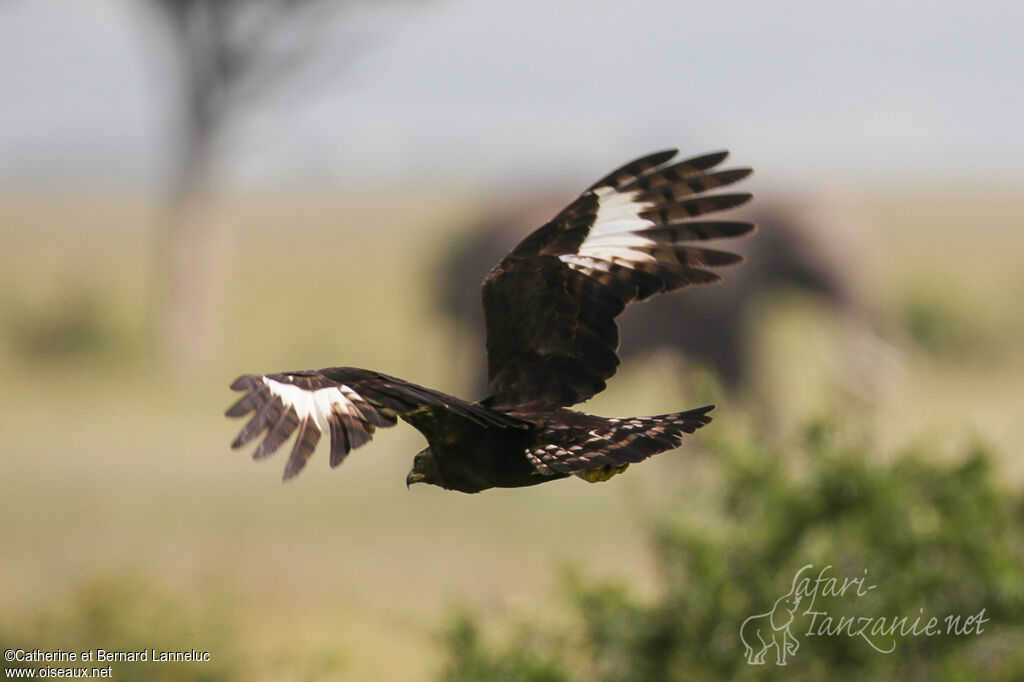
[439, 612, 571, 682]
[438, 421, 1024, 681]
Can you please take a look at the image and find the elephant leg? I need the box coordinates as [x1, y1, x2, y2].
[755, 632, 771, 664]
[786, 631, 799, 655]
[775, 635, 788, 665]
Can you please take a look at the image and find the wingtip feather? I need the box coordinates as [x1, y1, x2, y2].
[230, 374, 258, 391]
[684, 149, 729, 171]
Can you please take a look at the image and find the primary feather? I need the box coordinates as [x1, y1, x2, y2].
[482, 148, 754, 410]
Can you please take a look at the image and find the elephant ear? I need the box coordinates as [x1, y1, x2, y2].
[771, 596, 794, 630]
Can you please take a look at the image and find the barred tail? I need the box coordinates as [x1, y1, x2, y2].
[526, 405, 714, 481]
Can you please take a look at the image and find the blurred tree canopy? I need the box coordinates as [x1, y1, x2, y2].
[439, 420, 1024, 681]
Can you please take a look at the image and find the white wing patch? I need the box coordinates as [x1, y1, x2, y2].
[559, 186, 658, 271]
[263, 377, 368, 435]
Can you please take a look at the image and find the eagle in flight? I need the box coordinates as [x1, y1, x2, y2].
[226, 149, 755, 493]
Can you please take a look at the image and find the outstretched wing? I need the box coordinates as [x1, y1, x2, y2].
[226, 367, 523, 480]
[482, 149, 755, 410]
[526, 405, 714, 478]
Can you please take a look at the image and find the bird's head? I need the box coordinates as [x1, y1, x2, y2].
[406, 447, 441, 488]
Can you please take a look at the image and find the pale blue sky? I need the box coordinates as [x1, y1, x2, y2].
[1, 0, 1021, 186]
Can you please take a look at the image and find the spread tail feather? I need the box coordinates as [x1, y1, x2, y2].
[527, 405, 714, 477]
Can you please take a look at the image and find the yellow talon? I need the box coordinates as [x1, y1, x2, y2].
[575, 463, 629, 483]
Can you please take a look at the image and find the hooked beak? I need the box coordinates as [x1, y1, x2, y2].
[406, 471, 427, 488]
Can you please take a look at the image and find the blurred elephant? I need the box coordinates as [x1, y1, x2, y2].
[434, 189, 887, 399]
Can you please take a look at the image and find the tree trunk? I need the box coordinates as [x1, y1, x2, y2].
[154, 117, 228, 371]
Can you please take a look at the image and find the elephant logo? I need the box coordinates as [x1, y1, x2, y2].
[740, 580, 803, 665]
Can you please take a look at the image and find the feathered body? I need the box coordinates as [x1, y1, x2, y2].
[226, 149, 755, 492]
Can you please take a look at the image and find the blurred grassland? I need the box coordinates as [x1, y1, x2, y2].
[0, 181, 1022, 681]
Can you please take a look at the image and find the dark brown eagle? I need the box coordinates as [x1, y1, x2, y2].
[226, 149, 755, 493]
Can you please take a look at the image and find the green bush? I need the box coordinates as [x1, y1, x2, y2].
[438, 420, 1024, 681]
[1, 290, 133, 363]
